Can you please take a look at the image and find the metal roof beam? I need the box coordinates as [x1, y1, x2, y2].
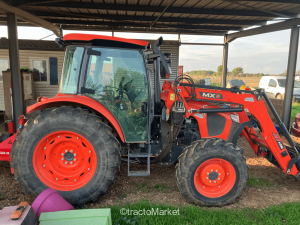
[227, 18, 300, 42]
[232, 0, 300, 4]
[31, 11, 268, 26]
[21, 2, 298, 18]
[47, 19, 243, 31]
[61, 25, 226, 36]
[0, 0, 61, 36]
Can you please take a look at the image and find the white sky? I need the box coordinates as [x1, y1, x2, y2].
[0, 25, 299, 74]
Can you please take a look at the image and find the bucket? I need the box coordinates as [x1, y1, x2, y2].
[32, 188, 74, 219]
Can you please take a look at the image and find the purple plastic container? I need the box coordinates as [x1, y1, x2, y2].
[32, 188, 74, 219]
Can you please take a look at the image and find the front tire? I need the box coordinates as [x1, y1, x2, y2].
[176, 138, 248, 206]
[11, 106, 121, 206]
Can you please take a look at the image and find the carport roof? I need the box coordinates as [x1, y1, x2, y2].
[0, 38, 64, 51]
[0, 0, 300, 36]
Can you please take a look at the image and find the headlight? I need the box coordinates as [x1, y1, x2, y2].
[231, 114, 239, 123]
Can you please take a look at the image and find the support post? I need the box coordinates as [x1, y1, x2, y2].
[7, 13, 24, 131]
[112, 27, 114, 36]
[222, 34, 229, 87]
[282, 25, 299, 129]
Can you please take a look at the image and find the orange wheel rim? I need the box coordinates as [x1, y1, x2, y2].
[194, 158, 236, 198]
[33, 131, 97, 191]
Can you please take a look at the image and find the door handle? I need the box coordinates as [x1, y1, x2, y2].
[141, 102, 147, 117]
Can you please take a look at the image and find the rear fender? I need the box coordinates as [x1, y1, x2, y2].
[27, 94, 125, 142]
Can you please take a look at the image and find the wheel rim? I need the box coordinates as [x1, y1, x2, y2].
[194, 158, 236, 198]
[33, 131, 97, 191]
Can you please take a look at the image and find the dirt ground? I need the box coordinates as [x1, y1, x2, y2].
[1, 136, 300, 210]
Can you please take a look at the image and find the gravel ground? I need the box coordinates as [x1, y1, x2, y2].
[1, 136, 300, 210]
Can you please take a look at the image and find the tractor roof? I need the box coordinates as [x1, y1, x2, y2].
[63, 33, 149, 48]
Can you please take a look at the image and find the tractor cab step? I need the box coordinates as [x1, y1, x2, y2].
[128, 171, 150, 176]
[128, 152, 148, 157]
[127, 145, 151, 177]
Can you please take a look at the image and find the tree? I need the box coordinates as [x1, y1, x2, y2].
[217, 65, 222, 73]
[281, 70, 287, 76]
[258, 73, 264, 77]
[232, 67, 244, 75]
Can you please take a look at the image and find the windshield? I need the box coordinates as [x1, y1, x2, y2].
[58, 47, 84, 94]
[84, 47, 148, 142]
[278, 79, 300, 88]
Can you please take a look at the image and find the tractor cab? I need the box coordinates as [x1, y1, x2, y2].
[56, 34, 162, 143]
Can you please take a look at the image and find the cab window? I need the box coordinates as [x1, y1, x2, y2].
[84, 47, 148, 142]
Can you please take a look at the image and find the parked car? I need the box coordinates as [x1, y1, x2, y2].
[258, 76, 300, 100]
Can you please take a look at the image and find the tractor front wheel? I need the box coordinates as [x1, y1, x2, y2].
[176, 138, 248, 206]
[11, 106, 121, 206]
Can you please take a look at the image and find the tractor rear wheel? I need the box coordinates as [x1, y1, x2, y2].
[11, 106, 121, 206]
[176, 138, 248, 206]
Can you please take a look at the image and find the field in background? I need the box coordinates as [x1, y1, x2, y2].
[186, 74, 261, 88]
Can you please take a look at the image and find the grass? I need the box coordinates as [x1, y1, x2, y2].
[120, 193, 128, 199]
[107, 200, 300, 225]
[246, 174, 274, 188]
[291, 102, 300, 120]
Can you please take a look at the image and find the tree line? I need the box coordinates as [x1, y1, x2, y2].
[186, 65, 300, 77]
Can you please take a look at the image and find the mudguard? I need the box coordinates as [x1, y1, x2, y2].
[27, 94, 125, 142]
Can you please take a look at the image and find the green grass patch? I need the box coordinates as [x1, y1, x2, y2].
[246, 174, 274, 188]
[154, 183, 169, 192]
[107, 200, 300, 225]
[291, 102, 300, 121]
[120, 193, 128, 199]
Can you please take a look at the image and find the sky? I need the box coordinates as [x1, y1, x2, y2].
[0, 24, 300, 74]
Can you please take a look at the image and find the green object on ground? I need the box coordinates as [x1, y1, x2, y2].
[39, 208, 111, 225]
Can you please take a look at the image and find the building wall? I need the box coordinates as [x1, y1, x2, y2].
[0, 49, 65, 101]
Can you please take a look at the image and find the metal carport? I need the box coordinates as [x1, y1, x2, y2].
[0, 0, 300, 130]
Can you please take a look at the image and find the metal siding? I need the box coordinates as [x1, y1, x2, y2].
[0, 81, 4, 111]
[0, 49, 65, 99]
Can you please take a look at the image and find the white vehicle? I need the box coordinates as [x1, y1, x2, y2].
[258, 76, 300, 100]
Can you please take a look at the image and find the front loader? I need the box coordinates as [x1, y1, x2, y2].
[4, 33, 300, 206]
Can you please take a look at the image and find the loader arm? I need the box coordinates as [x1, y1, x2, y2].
[165, 81, 300, 176]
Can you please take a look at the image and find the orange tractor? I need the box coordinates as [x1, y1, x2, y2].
[2, 33, 300, 206]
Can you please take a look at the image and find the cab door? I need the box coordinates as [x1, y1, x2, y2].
[83, 47, 148, 143]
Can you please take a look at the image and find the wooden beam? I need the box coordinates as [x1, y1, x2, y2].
[227, 18, 300, 42]
[0, 0, 61, 36]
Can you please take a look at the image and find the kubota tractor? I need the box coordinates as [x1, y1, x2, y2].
[7, 34, 300, 206]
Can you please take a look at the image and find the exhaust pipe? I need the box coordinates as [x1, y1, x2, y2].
[153, 37, 163, 113]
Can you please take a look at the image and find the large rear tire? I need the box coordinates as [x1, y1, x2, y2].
[176, 138, 248, 206]
[11, 106, 121, 206]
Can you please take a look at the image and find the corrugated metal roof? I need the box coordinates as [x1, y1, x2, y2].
[0, 38, 64, 51]
[0, 0, 300, 35]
